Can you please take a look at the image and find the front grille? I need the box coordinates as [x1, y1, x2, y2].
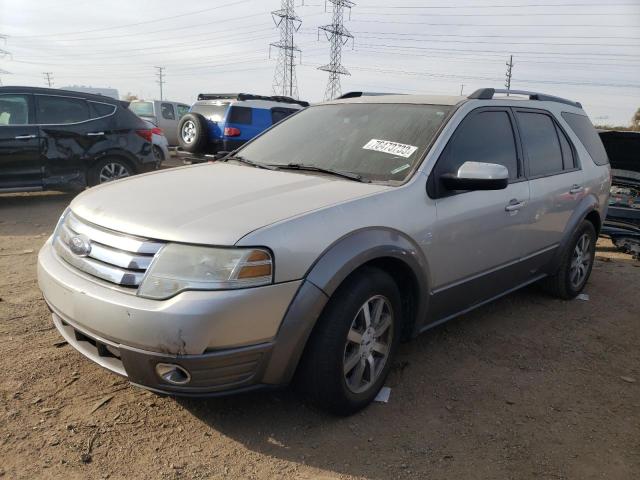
[53, 211, 164, 290]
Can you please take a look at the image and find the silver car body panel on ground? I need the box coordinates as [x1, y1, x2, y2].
[38, 93, 610, 396]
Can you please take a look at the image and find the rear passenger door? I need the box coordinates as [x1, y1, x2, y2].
[36, 94, 115, 188]
[514, 108, 584, 259]
[158, 102, 177, 144]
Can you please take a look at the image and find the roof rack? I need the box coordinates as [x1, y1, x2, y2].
[467, 88, 582, 108]
[196, 93, 309, 107]
[337, 91, 404, 99]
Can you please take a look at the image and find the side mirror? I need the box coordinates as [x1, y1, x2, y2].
[441, 161, 509, 191]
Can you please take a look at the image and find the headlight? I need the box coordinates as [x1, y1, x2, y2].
[137, 244, 273, 299]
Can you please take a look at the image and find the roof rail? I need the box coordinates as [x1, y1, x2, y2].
[197, 92, 309, 107]
[467, 88, 582, 108]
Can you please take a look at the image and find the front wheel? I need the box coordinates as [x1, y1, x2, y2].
[541, 220, 597, 299]
[296, 267, 402, 415]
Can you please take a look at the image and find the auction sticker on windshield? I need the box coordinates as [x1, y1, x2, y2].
[362, 139, 418, 158]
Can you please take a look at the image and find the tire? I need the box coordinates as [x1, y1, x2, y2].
[87, 157, 134, 187]
[177, 113, 208, 153]
[152, 145, 165, 162]
[541, 220, 597, 299]
[296, 267, 402, 415]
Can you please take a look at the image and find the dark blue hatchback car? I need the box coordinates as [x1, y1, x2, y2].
[177, 93, 308, 154]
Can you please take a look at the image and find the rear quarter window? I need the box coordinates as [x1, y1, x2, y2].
[561, 112, 609, 166]
[227, 106, 252, 125]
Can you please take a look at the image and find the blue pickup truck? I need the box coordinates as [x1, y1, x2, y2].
[177, 93, 308, 155]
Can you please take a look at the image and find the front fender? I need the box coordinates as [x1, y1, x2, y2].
[263, 227, 430, 386]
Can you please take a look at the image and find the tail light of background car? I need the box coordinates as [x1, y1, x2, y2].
[135, 129, 153, 142]
[151, 127, 164, 137]
[224, 127, 241, 137]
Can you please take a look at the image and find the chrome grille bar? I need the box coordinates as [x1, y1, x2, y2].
[53, 211, 164, 289]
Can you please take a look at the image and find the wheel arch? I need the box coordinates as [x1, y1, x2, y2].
[262, 228, 430, 386]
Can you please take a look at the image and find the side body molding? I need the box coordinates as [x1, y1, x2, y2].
[263, 228, 431, 386]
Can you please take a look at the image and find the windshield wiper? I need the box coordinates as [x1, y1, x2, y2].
[272, 163, 369, 182]
[223, 155, 278, 170]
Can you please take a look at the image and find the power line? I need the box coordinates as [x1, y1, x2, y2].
[270, 0, 302, 98]
[351, 19, 639, 28]
[359, 2, 639, 8]
[42, 71, 53, 87]
[155, 66, 165, 100]
[10, 0, 253, 39]
[318, 0, 355, 100]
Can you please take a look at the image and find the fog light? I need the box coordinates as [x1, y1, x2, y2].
[155, 363, 191, 385]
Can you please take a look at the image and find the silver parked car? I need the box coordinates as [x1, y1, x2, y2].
[129, 100, 190, 146]
[38, 88, 610, 414]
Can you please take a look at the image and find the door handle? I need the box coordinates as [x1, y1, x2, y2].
[86, 132, 105, 136]
[569, 184, 584, 194]
[14, 134, 37, 140]
[505, 199, 526, 212]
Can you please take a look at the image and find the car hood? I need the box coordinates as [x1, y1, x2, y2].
[70, 163, 390, 245]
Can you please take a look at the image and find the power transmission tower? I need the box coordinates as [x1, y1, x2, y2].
[460, 83, 465, 95]
[270, 0, 302, 99]
[318, 0, 355, 101]
[43, 72, 54, 87]
[505, 55, 514, 95]
[155, 66, 165, 100]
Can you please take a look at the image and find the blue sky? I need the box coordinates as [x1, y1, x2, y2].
[1, 0, 639, 125]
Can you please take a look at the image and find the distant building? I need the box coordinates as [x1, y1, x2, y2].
[61, 85, 119, 100]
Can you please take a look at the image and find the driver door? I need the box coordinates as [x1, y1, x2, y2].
[425, 107, 531, 322]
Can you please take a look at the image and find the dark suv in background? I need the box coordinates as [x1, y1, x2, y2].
[0, 86, 158, 193]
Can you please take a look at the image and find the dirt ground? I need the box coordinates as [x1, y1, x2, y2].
[1, 189, 639, 480]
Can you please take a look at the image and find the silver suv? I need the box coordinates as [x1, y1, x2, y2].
[38, 88, 611, 414]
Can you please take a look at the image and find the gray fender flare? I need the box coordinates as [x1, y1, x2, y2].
[262, 228, 430, 385]
[548, 194, 601, 273]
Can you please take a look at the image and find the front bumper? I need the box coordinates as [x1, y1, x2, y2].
[37, 239, 312, 395]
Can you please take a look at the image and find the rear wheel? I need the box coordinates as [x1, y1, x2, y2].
[87, 158, 134, 186]
[296, 267, 401, 415]
[178, 113, 208, 154]
[152, 145, 165, 162]
[541, 220, 596, 299]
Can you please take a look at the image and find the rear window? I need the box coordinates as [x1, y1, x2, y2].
[36, 95, 90, 124]
[191, 103, 229, 122]
[129, 101, 154, 117]
[561, 112, 609, 166]
[228, 106, 252, 125]
[517, 112, 564, 177]
[90, 101, 116, 118]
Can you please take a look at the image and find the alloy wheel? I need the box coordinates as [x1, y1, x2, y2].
[343, 295, 394, 394]
[181, 120, 196, 144]
[570, 233, 592, 289]
[99, 162, 130, 183]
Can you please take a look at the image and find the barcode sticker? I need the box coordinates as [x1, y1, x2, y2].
[362, 139, 418, 158]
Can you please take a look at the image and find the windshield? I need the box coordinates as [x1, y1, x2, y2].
[237, 103, 452, 182]
[191, 102, 230, 122]
[129, 101, 154, 117]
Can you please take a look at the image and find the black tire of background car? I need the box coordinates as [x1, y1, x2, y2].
[295, 267, 402, 415]
[177, 113, 208, 154]
[152, 145, 165, 162]
[540, 220, 597, 299]
[87, 157, 135, 187]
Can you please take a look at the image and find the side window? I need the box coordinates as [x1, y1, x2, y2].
[36, 95, 90, 124]
[176, 104, 190, 118]
[0, 94, 30, 125]
[89, 101, 116, 119]
[228, 106, 252, 125]
[161, 103, 175, 120]
[271, 107, 297, 124]
[561, 112, 609, 166]
[517, 112, 563, 177]
[557, 125, 575, 170]
[439, 110, 519, 180]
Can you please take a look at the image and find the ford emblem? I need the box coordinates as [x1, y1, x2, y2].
[68, 234, 92, 257]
